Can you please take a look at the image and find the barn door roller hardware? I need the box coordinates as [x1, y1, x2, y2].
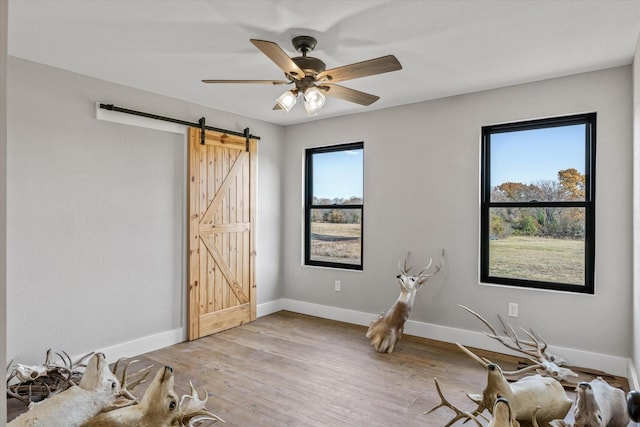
[98, 104, 261, 143]
[244, 127, 251, 152]
[199, 117, 206, 145]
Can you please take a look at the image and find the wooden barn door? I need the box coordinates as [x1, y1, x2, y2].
[187, 127, 256, 340]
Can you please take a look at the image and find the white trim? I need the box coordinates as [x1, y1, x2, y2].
[92, 328, 186, 365]
[273, 298, 631, 377]
[66, 298, 632, 379]
[257, 299, 284, 317]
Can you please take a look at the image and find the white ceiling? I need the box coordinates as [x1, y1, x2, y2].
[8, 0, 640, 126]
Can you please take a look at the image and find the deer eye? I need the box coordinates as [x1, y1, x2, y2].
[169, 400, 177, 411]
[111, 381, 116, 390]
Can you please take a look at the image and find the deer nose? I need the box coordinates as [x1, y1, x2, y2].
[165, 366, 173, 373]
[396, 274, 401, 279]
[488, 364, 497, 371]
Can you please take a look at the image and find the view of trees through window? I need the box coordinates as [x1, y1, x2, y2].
[481, 114, 595, 292]
[490, 167, 586, 239]
[305, 143, 363, 269]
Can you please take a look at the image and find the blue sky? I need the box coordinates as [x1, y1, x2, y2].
[311, 124, 583, 199]
[313, 148, 363, 200]
[490, 124, 585, 186]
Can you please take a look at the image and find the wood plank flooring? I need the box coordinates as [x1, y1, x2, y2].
[7, 311, 629, 426]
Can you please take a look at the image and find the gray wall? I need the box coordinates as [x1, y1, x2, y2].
[283, 66, 633, 359]
[7, 57, 284, 363]
[1, 0, 8, 420]
[6, 56, 635, 372]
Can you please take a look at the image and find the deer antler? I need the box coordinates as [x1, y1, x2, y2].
[6, 348, 88, 405]
[180, 381, 225, 425]
[112, 358, 153, 402]
[455, 342, 543, 380]
[398, 251, 413, 275]
[417, 249, 445, 285]
[424, 377, 483, 427]
[459, 305, 578, 380]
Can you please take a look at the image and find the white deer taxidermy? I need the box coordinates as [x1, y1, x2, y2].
[550, 377, 629, 427]
[457, 343, 572, 427]
[9, 353, 121, 427]
[366, 249, 444, 353]
[425, 377, 541, 426]
[84, 366, 224, 426]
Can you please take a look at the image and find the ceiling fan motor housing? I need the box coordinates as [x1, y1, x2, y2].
[291, 56, 326, 78]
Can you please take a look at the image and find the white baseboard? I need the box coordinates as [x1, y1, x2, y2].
[256, 299, 284, 317]
[94, 327, 186, 364]
[79, 299, 633, 379]
[261, 298, 632, 378]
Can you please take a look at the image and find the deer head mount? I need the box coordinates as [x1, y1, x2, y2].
[85, 366, 224, 426]
[550, 378, 629, 427]
[455, 342, 572, 426]
[425, 377, 533, 427]
[366, 249, 445, 353]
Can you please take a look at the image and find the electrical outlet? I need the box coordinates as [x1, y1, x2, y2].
[334, 280, 341, 292]
[508, 302, 518, 318]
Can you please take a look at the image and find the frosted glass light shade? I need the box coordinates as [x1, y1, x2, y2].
[303, 87, 325, 116]
[276, 90, 298, 112]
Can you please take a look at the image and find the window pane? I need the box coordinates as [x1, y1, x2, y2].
[490, 124, 586, 202]
[312, 148, 363, 204]
[488, 207, 585, 285]
[309, 208, 361, 265]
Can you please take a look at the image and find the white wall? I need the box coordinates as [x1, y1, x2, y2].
[6, 57, 284, 364]
[283, 66, 633, 361]
[1, 0, 8, 421]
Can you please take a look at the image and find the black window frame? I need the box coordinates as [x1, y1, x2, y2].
[305, 142, 364, 270]
[480, 113, 596, 293]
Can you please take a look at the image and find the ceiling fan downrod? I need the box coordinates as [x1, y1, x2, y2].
[292, 35, 317, 56]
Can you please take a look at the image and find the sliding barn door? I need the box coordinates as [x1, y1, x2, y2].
[188, 127, 256, 340]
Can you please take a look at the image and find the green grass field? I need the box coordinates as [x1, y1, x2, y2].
[490, 236, 584, 285]
[310, 222, 361, 265]
[308, 226, 584, 281]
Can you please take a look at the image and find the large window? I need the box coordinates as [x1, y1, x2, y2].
[481, 113, 596, 293]
[305, 142, 363, 270]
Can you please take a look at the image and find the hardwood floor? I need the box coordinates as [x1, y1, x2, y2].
[7, 311, 629, 426]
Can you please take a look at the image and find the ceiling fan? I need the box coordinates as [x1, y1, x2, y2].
[202, 36, 402, 116]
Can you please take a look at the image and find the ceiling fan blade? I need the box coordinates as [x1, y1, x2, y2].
[320, 84, 380, 106]
[317, 55, 402, 83]
[250, 39, 305, 80]
[202, 79, 290, 85]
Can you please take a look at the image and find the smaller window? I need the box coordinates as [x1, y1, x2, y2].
[481, 113, 596, 293]
[305, 142, 363, 270]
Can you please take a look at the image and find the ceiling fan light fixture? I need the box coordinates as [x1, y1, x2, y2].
[303, 86, 326, 116]
[276, 90, 298, 112]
